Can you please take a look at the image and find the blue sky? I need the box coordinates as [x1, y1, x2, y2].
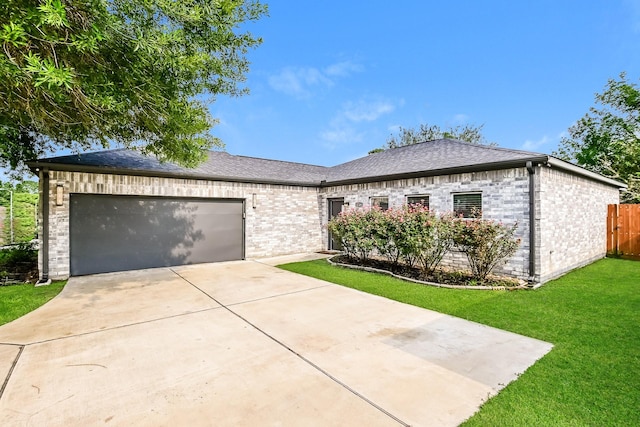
[11, 0, 640, 181]
[207, 0, 640, 166]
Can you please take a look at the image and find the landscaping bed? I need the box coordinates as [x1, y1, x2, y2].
[328, 204, 524, 288]
[329, 254, 527, 289]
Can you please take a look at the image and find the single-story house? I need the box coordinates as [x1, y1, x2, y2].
[27, 138, 625, 283]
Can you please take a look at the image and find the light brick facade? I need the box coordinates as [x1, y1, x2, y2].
[320, 165, 621, 283]
[39, 163, 621, 283]
[537, 167, 620, 283]
[41, 170, 323, 279]
[320, 167, 532, 280]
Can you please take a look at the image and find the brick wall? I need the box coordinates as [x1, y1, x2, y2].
[320, 167, 532, 280]
[41, 170, 322, 279]
[537, 167, 620, 283]
[38, 165, 621, 282]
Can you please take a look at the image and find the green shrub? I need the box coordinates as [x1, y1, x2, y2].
[452, 217, 520, 282]
[328, 205, 521, 282]
[329, 205, 456, 274]
[328, 208, 377, 262]
[370, 208, 402, 266]
[0, 242, 38, 284]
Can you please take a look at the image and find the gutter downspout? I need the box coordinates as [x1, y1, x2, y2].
[37, 168, 50, 285]
[526, 161, 537, 285]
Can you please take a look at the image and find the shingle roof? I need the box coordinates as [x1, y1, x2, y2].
[27, 139, 624, 188]
[325, 139, 547, 184]
[31, 148, 329, 186]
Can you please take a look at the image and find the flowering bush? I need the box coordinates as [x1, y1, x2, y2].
[328, 204, 521, 283]
[369, 208, 402, 266]
[327, 208, 377, 262]
[328, 205, 456, 273]
[452, 217, 520, 282]
[414, 210, 456, 273]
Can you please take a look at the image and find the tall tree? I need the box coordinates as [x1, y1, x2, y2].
[370, 123, 491, 153]
[0, 0, 267, 174]
[555, 73, 640, 203]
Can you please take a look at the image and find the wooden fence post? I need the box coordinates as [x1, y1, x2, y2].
[607, 204, 618, 256]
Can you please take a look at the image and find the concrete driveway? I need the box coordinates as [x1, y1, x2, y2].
[0, 256, 552, 426]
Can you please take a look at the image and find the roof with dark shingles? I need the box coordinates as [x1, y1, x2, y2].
[325, 139, 546, 183]
[33, 148, 330, 185]
[28, 139, 557, 185]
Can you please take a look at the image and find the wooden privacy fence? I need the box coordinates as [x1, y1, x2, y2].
[607, 204, 640, 260]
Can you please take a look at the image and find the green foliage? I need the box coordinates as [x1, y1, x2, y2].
[0, 0, 268, 174]
[416, 211, 456, 273]
[327, 208, 377, 262]
[555, 73, 640, 203]
[370, 123, 492, 153]
[0, 241, 38, 283]
[452, 216, 520, 282]
[368, 208, 401, 265]
[10, 192, 38, 242]
[279, 258, 640, 426]
[15, 180, 37, 193]
[0, 241, 37, 266]
[328, 206, 507, 279]
[0, 180, 38, 243]
[385, 205, 455, 272]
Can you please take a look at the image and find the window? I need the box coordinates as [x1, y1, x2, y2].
[453, 193, 482, 218]
[406, 195, 429, 209]
[370, 196, 389, 211]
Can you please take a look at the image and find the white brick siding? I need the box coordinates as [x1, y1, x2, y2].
[537, 167, 619, 282]
[40, 171, 322, 279]
[321, 168, 532, 280]
[38, 164, 621, 284]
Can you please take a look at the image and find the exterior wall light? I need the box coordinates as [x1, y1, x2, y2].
[56, 183, 64, 206]
[252, 193, 257, 209]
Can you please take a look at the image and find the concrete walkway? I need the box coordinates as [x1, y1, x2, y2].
[0, 257, 552, 426]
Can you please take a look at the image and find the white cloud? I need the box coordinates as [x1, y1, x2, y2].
[342, 99, 395, 122]
[320, 127, 364, 148]
[521, 129, 571, 151]
[268, 60, 362, 98]
[319, 96, 397, 148]
[268, 67, 332, 98]
[521, 135, 551, 151]
[324, 61, 363, 77]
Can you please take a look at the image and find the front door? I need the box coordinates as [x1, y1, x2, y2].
[328, 198, 344, 250]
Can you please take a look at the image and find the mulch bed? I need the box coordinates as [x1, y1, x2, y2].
[329, 254, 528, 290]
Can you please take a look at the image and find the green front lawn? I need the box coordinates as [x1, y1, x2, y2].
[0, 282, 66, 326]
[279, 258, 640, 426]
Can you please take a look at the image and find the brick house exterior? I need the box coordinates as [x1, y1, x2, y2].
[40, 170, 323, 279]
[28, 139, 624, 283]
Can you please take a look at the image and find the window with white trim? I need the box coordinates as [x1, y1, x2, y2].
[370, 196, 389, 211]
[406, 195, 429, 209]
[453, 193, 482, 218]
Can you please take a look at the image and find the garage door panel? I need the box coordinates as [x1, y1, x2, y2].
[70, 195, 244, 276]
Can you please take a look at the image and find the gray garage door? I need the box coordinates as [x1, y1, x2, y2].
[70, 194, 244, 276]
